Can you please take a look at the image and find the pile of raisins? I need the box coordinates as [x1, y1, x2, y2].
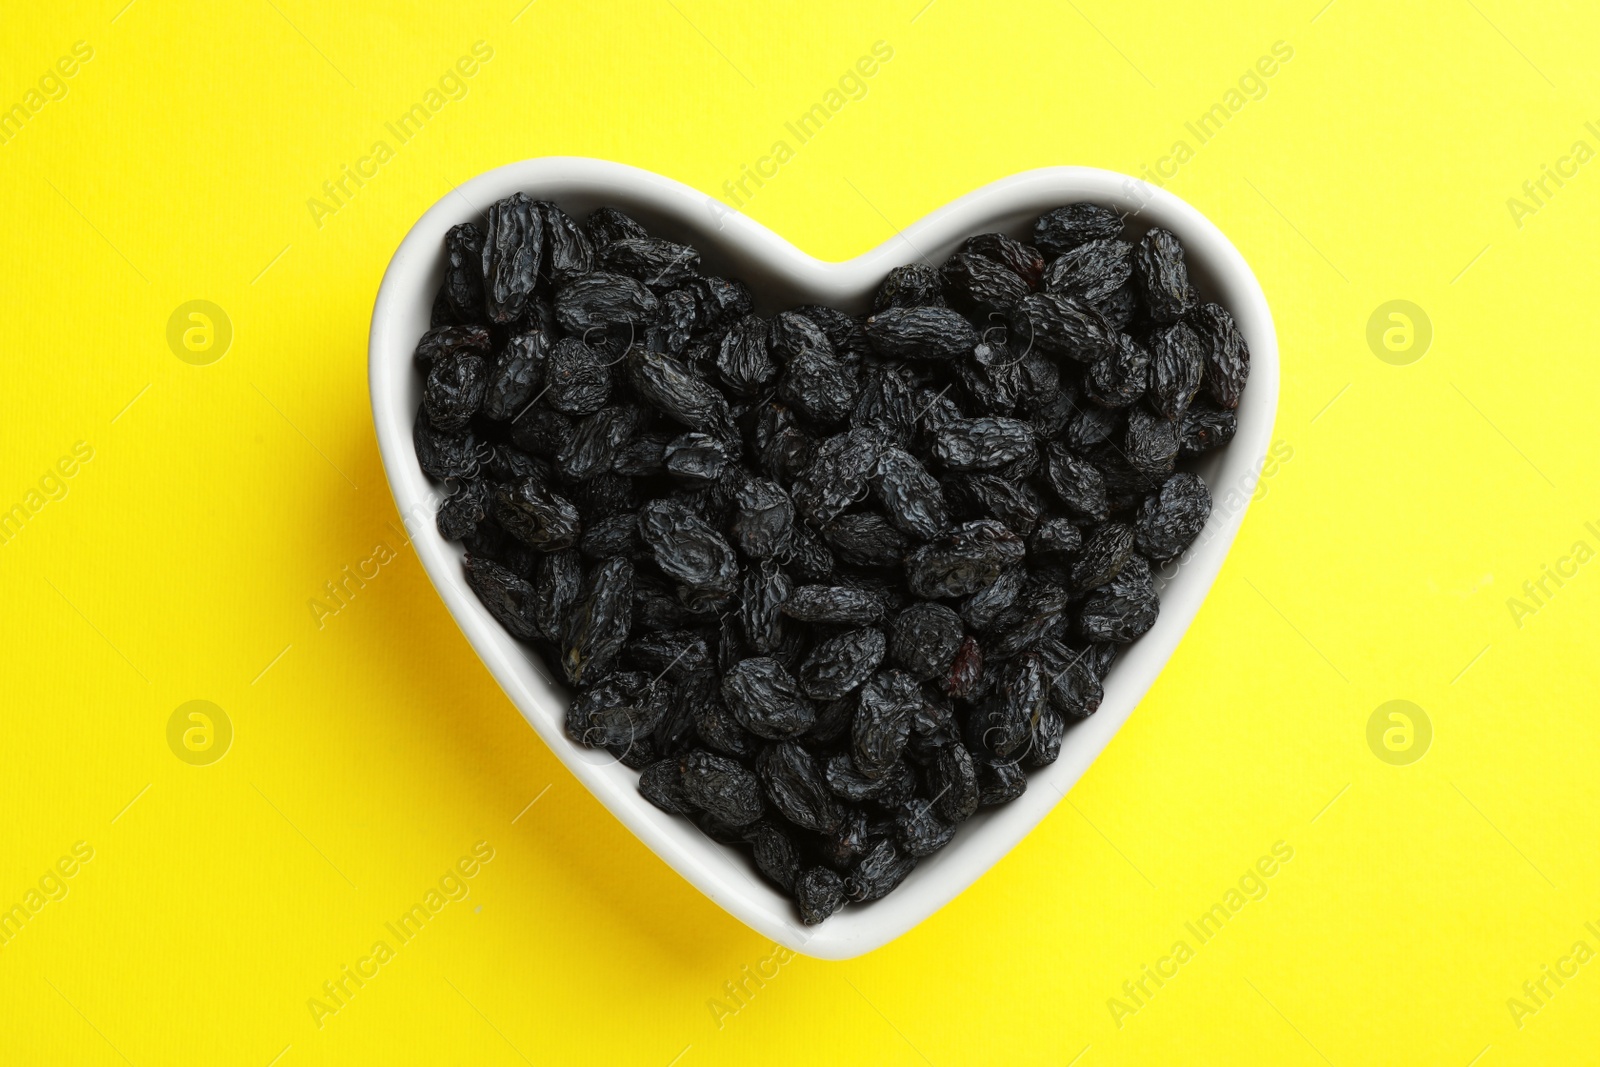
[412, 193, 1247, 924]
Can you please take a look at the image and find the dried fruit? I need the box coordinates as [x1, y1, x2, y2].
[852, 670, 919, 778]
[722, 657, 816, 740]
[1191, 302, 1250, 409]
[871, 446, 950, 539]
[442, 223, 486, 322]
[873, 263, 945, 310]
[715, 313, 776, 396]
[1033, 202, 1123, 256]
[544, 337, 612, 416]
[482, 193, 543, 324]
[1133, 227, 1197, 324]
[423, 353, 488, 432]
[681, 749, 764, 826]
[411, 196, 1253, 923]
[464, 555, 540, 640]
[758, 742, 840, 833]
[799, 627, 886, 701]
[600, 237, 700, 289]
[638, 499, 738, 606]
[865, 306, 979, 361]
[795, 866, 846, 924]
[482, 331, 546, 422]
[1148, 322, 1204, 421]
[959, 231, 1045, 288]
[1180, 401, 1238, 455]
[889, 602, 963, 682]
[1010, 291, 1117, 364]
[782, 585, 885, 625]
[561, 556, 633, 686]
[905, 520, 1025, 599]
[494, 477, 582, 551]
[930, 417, 1035, 471]
[1135, 472, 1212, 561]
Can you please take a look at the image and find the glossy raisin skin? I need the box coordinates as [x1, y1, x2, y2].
[410, 197, 1249, 924]
[482, 193, 543, 324]
[1133, 228, 1197, 324]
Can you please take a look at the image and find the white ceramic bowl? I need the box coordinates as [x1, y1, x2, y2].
[369, 158, 1278, 959]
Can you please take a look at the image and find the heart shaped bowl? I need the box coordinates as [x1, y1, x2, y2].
[370, 157, 1278, 959]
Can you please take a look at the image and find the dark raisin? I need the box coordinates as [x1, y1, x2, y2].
[423, 353, 488, 432]
[930, 742, 980, 822]
[782, 585, 885, 625]
[681, 749, 764, 826]
[895, 798, 956, 857]
[721, 657, 816, 740]
[556, 404, 642, 482]
[1180, 401, 1238, 455]
[758, 742, 840, 833]
[905, 520, 1025, 599]
[959, 232, 1045, 288]
[941, 252, 1029, 318]
[864, 306, 979, 361]
[852, 670, 919, 778]
[482, 193, 543, 324]
[1083, 333, 1150, 409]
[975, 754, 1027, 806]
[442, 223, 487, 322]
[1190, 302, 1249, 409]
[561, 556, 633, 686]
[789, 428, 882, 525]
[538, 201, 594, 285]
[1043, 238, 1133, 304]
[482, 330, 547, 422]
[437, 480, 490, 542]
[794, 304, 872, 363]
[640, 757, 695, 815]
[626, 347, 737, 442]
[544, 337, 612, 416]
[749, 820, 801, 891]
[889, 602, 963, 682]
[1009, 291, 1116, 363]
[494, 477, 581, 551]
[1148, 321, 1204, 420]
[584, 206, 648, 247]
[779, 346, 859, 425]
[1124, 407, 1180, 475]
[463, 555, 540, 640]
[600, 237, 700, 289]
[1136, 472, 1211, 561]
[1071, 522, 1136, 591]
[1029, 517, 1082, 557]
[556, 272, 659, 336]
[638, 499, 738, 606]
[931, 417, 1035, 471]
[662, 433, 729, 482]
[873, 263, 945, 310]
[1133, 227, 1197, 323]
[823, 513, 907, 568]
[1078, 554, 1159, 643]
[1033, 202, 1123, 256]
[799, 627, 886, 701]
[531, 549, 582, 643]
[715, 314, 777, 396]
[871, 446, 950, 540]
[944, 635, 984, 698]
[795, 866, 847, 924]
[845, 838, 916, 902]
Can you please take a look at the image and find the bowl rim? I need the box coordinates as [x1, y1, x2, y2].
[369, 156, 1279, 960]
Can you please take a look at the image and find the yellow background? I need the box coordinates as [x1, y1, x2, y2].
[3, 0, 1597, 1063]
